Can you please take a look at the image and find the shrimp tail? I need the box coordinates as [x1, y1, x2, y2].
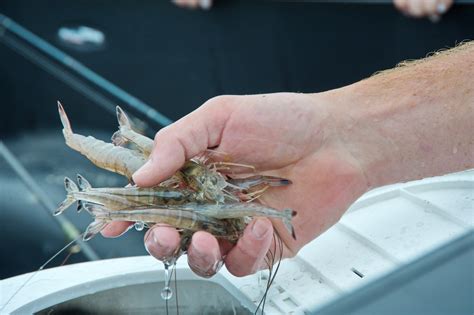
[82, 204, 110, 240]
[57, 101, 83, 153]
[54, 177, 79, 216]
[57, 101, 73, 135]
[75, 174, 92, 212]
[77, 201, 84, 212]
[83, 219, 109, 241]
[111, 107, 133, 146]
[263, 176, 292, 186]
[116, 106, 132, 129]
[76, 174, 92, 190]
[282, 208, 297, 240]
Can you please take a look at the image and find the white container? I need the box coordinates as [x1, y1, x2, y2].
[1, 170, 472, 314]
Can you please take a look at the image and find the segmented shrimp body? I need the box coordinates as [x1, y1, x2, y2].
[55, 175, 200, 215]
[144, 202, 296, 239]
[84, 204, 241, 241]
[58, 102, 146, 180]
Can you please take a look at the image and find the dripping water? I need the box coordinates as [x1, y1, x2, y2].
[161, 261, 173, 300]
[134, 221, 145, 231]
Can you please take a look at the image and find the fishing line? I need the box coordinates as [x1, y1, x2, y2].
[0, 234, 84, 313]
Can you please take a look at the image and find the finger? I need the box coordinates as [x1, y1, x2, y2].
[224, 218, 273, 277]
[172, 0, 198, 9]
[101, 221, 132, 238]
[421, 0, 438, 15]
[187, 231, 223, 278]
[144, 226, 181, 261]
[133, 96, 235, 187]
[393, 0, 409, 14]
[406, 0, 425, 17]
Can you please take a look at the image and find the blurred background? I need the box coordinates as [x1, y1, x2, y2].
[1, 0, 473, 279]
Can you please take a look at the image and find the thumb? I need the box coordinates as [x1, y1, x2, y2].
[132, 96, 234, 186]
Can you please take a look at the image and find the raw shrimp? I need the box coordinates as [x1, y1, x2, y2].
[178, 160, 232, 203]
[226, 175, 292, 201]
[55, 175, 200, 215]
[108, 107, 293, 203]
[136, 202, 297, 239]
[179, 160, 293, 203]
[226, 175, 292, 191]
[82, 204, 242, 242]
[58, 102, 146, 180]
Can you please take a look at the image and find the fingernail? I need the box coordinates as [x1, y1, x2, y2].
[190, 240, 207, 259]
[437, 3, 447, 14]
[189, 241, 220, 276]
[144, 229, 172, 257]
[252, 219, 270, 239]
[199, 0, 211, 9]
[132, 158, 154, 181]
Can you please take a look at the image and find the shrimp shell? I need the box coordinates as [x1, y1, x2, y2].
[55, 175, 200, 215]
[111, 106, 154, 157]
[124, 202, 296, 239]
[58, 102, 146, 180]
[84, 204, 241, 241]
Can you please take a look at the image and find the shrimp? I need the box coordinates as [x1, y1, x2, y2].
[108, 107, 293, 204]
[226, 175, 292, 202]
[226, 175, 292, 191]
[149, 202, 297, 239]
[58, 102, 146, 181]
[111, 106, 154, 157]
[82, 204, 242, 241]
[179, 160, 293, 203]
[55, 175, 200, 215]
[178, 160, 232, 203]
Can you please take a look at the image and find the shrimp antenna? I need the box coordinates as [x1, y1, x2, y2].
[255, 230, 283, 314]
[0, 233, 84, 313]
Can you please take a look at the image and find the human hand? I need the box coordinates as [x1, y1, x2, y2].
[101, 92, 369, 277]
[393, 0, 453, 20]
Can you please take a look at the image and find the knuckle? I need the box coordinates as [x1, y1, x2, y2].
[153, 126, 171, 143]
[203, 95, 237, 110]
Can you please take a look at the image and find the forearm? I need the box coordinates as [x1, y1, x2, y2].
[330, 42, 474, 188]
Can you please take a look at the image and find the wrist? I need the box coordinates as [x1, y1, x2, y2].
[322, 81, 407, 189]
[326, 45, 474, 189]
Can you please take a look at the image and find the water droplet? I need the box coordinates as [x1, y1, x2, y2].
[161, 286, 173, 300]
[134, 221, 145, 231]
[160, 260, 176, 300]
[452, 147, 458, 154]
